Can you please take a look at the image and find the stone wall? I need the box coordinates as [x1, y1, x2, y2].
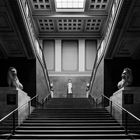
[90, 59, 104, 99]
[0, 87, 30, 121]
[50, 76, 90, 98]
[110, 87, 140, 124]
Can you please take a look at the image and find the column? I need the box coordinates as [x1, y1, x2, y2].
[55, 40, 61, 72]
[79, 39, 85, 72]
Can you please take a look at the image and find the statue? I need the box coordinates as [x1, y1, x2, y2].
[67, 79, 73, 98]
[117, 68, 133, 89]
[50, 82, 54, 98]
[86, 83, 90, 98]
[7, 67, 23, 90]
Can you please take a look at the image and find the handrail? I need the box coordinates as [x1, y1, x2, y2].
[41, 44, 51, 90]
[89, 0, 125, 94]
[96, 94, 140, 122]
[0, 94, 38, 123]
[89, 51, 98, 91]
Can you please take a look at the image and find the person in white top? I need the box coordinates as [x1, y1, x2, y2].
[67, 79, 73, 98]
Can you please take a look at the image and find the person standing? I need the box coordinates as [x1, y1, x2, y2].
[67, 79, 73, 98]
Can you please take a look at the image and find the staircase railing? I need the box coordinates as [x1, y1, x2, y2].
[89, 52, 98, 93]
[95, 94, 140, 135]
[41, 43, 51, 91]
[0, 94, 46, 138]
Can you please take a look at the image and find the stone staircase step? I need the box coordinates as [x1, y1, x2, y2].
[10, 134, 132, 139]
[15, 129, 125, 134]
[6, 98, 136, 139]
[20, 122, 121, 126]
[17, 125, 124, 130]
[24, 119, 117, 123]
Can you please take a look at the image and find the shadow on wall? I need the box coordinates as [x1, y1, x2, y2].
[0, 58, 36, 97]
[104, 58, 140, 97]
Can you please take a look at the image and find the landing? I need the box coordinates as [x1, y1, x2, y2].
[44, 98, 95, 109]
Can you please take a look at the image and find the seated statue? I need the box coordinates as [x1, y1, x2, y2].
[117, 68, 133, 89]
[7, 67, 23, 90]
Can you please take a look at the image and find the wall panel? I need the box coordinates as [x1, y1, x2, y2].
[43, 40, 55, 71]
[62, 40, 78, 71]
[85, 40, 96, 71]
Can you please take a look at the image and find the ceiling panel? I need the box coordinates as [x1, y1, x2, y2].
[85, 18, 102, 32]
[128, 9, 140, 30]
[29, 0, 110, 37]
[0, 11, 13, 31]
[3, 39, 25, 57]
[0, 2, 32, 58]
[30, 0, 51, 10]
[36, 16, 105, 34]
[37, 18, 55, 32]
[57, 19, 83, 32]
[0, 1, 6, 6]
[115, 39, 138, 58]
[89, 0, 109, 10]
[112, 5, 140, 59]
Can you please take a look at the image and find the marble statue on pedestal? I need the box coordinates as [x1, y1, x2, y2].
[7, 67, 23, 90]
[67, 79, 73, 98]
[117, 68, 133, 89]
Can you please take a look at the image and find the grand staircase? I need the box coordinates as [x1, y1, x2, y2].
[8, 98, 135, 139]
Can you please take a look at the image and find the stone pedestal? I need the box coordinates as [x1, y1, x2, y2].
[0, 87, 31, 124]
[110, 87, 140, 124]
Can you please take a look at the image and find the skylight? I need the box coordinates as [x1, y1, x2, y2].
[55, 0, 85, 9]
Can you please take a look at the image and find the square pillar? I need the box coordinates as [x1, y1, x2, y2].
[55, 40, 61, 72]
[79, 39, 85, 72]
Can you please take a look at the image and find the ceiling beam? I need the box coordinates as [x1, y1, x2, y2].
[32, 12, 108, 17]
[33, 14, 107, 18]
[50, 0, 56, 12]
[39, 32, 101, 39]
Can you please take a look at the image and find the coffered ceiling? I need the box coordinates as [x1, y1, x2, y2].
[105, 0, 140, 59]
[28, 0, 112, 38]
[0, 0, 35, 59]
[0, 0, 113, 58]
[0, 0, 140, 59]
[0, 3, 24, 58]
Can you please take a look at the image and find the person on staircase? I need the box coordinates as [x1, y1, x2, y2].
[67, 79, 73, 98]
